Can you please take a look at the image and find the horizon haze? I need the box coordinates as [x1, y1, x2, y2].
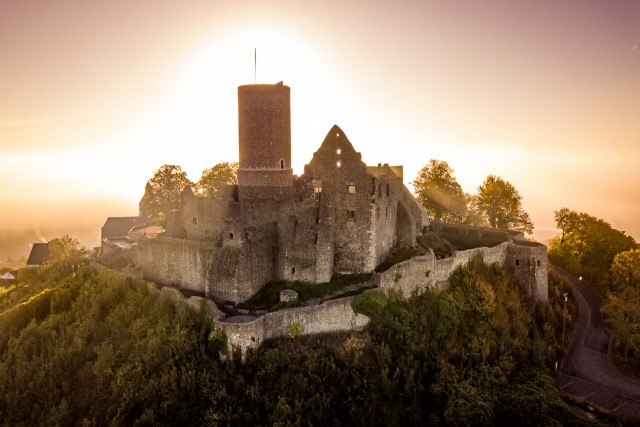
[2, 0, 639, 260]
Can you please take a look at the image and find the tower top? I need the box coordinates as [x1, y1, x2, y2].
[237, 82, 292, 200]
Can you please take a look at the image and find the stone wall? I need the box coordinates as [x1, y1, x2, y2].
[378, 242, 547, 302]
[135, 236, 272, 303]
[213, 296, 370, 355]
[505, 242, 549, 302]
[237, 83, 292, 200]
[304, 126, 377, 274]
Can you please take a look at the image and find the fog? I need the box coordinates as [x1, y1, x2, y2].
[0, 198, 135, 261]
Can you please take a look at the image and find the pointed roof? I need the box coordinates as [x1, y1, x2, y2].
[27, 243, 50, 266]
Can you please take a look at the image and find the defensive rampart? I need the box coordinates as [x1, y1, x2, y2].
[378, 241, 548, 302]
[135, 236, 270, 303]
[213, 296, 370, 355]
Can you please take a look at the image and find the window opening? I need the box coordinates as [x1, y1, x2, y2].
[515, 258, 520, 266]
[280, 159, 285, 169]
[347, 209, 356, 221]
[348, 184, 356, 194]
[229, 233, 234, 240]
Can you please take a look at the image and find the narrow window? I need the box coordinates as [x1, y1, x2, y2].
[229, 233, 234, 240]
[347, 209, 356, 221]
[337, 148, 341, 154]
[291, 267, 296, 275]
[337, 161, 341, 168]
[515, 258, 520, 266]
[280, 159, 285, 169]
[386, 184, 390, 197]
[315, 233, 318, 243]
[378, 184, 382, 198]
[245, 232, 251, 241]
[537, 260, 541, 267]
[385, 207, 389, 219]
[348, 184, 356, 194]
[376, 206, 380, 219]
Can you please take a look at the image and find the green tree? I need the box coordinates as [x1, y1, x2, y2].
[476, 175, 533, 233]
[464, 194, 490, 227]
[610, 249, 640, 292]
[602, 287, 640, 363]
[139, 165, 193, 220]
[196, 162, 238, 197]
[413, 160, 467, 222]
[46, 235, 89, 276]
[550, 208, 636, 291]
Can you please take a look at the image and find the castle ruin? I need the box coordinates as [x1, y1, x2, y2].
[135, 82, 429, 303]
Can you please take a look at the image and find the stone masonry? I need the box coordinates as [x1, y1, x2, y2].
[134, 82, 429, 303]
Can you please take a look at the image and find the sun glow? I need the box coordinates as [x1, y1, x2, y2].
[126, 26, 348, 181]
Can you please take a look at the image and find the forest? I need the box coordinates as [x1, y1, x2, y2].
[0, 243, 620, 426]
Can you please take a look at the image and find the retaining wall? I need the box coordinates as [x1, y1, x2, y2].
[213, 296, 370, 355]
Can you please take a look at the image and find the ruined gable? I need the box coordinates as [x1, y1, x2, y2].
[136, 83, 428, 304]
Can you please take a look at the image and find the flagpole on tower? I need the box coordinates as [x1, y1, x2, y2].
[254, 48, 257, 84]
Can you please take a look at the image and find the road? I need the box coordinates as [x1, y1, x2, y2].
[555, 266, 640, 416]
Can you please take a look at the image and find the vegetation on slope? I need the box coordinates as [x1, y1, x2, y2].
[549, 208, 640, 374]
[0, 252, 613, 426]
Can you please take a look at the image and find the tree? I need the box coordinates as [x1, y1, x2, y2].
[610, 249, 640, 292]
[196, 162, 238, 197]
[549, 208, 637, 290]
[413, 160, 467, 223]
[463, 194, 490, 228]
[46, 235, 89, 276]
[476, 175, 533, 233]
[139, 165, 193, 220]
[602, 287, 640, 363]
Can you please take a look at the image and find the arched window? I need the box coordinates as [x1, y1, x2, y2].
[280, 159, 285, 169]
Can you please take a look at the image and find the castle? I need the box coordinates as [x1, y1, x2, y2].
[135, 82, 428, 303]
[131, 82, 547, 316]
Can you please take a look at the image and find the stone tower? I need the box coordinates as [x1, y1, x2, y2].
[237, 82, 292, 200]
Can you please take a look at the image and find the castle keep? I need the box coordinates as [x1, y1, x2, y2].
[135, 82, 429, 303]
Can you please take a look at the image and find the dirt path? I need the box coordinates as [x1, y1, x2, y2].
[555, 266, 640, 416]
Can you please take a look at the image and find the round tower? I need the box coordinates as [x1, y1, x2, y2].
[237, 82, 292, 200]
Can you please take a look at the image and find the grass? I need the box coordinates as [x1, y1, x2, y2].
[238, 273, 372, 311]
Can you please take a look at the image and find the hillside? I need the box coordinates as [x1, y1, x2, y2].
[0, 258, 617, 426]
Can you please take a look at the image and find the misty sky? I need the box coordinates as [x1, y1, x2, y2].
[1, 0, 639, 255]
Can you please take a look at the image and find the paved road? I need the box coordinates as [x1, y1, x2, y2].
[555, 266, 640, 416]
